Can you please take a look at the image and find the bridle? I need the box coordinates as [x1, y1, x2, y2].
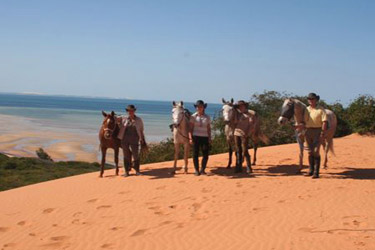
[103, 116, 117, 139]
[171, 108, 191, 140]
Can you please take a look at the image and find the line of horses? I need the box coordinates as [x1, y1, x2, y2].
[99, 98, 337, 177]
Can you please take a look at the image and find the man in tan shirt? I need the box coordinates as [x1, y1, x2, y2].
[304, 93, 328, 178]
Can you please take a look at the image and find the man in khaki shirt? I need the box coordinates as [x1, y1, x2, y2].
[304, 93, 328, 178]
[233, 100, 252, 174]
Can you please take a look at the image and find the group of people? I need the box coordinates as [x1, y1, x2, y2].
[116, 92, 328, 179]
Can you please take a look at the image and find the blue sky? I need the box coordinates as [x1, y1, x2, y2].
[0, 0, 374, 104]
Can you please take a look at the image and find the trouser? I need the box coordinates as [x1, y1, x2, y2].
[121, 141, 140, 173]
[193, 136, 209, 173]
[305, 128, 322, 177]
[234, 135, 251, 173]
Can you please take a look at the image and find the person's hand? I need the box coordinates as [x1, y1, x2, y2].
[189, 138, 193, 145]
[140, 139, 144, 145]
[209, 138, 212, 145]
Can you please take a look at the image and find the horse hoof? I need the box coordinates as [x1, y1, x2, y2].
[99, 175, 103, 178]
[226, 166, 231, 169]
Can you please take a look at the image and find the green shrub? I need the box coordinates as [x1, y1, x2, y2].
[346, 95, 375, 134]
[36, 148, 54, 162]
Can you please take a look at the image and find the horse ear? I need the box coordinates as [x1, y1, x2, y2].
[172, 101, 176, 107]
[111, 111, 115, 116]
[222, 98, 226, 104]
[180, 101, 184, 106]
[102, 111, 107, 117]
[231, 98, 234, 104]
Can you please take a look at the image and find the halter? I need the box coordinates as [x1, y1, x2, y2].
[103, 116, 117, 139]
[171, 108, 191, 140]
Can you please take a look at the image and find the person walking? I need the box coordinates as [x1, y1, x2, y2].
[233, 100, 253, 174]
[117, 104, 146, 176]
[189, 100, 211, 176]
[304, 93, 328, 178]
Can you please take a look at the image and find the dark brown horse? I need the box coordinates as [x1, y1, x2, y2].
[99, 111, 121, 177]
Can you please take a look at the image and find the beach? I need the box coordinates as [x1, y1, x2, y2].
[0, 134, 374, 250]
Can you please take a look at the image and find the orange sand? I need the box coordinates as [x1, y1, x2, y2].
[0, 134, 375, 250]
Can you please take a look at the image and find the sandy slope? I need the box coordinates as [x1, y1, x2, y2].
[1, 134, 375, 250]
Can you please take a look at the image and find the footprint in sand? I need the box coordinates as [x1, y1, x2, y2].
[101, 243, 114, 249]
[97, 205, 112, 210]
[131, 229, 147, 237]
[42, 208, 55, 214]
[201, 188, 212, 193]
[0, 227, 9, 232]
[159, 221, 173, 226]
[110, 227, 122, 231]
[29, 233, 36, 237]
[50, 235, 69, 241]
[87, 199, 98, 203]
[156, 186, 166, 190]
[118, 191, 130, 195]
[17, 221, 26, 226]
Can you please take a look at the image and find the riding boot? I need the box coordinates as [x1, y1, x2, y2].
[306, 155, 314, 176]
[123, 159, 130, 177]
[312, 156, 321, 179]
[245, 154, 252, 174]
[133, 160, 142, 176]
[193, 157, 200, 176]
[235, 152, 243, 173]
[200, 157, 208, 175]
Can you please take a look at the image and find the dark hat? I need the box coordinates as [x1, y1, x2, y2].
[236, 100, 248, 106]
[307, 93, 320, 101]
[125, 104, 137, 111]
[194, 100, 207, 108]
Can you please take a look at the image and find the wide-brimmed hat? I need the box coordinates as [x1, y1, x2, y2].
[194, 100, 207, 108]
[125, 104, 137, 111]
[234, 100, 249, 108]
[307, 93, 320, 101]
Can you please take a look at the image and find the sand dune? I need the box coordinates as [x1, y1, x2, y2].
[1, 134, 375, 250]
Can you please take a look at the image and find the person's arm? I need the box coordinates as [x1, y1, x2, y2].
[139, 118, 145, 144]
[189, 116, 195, 144]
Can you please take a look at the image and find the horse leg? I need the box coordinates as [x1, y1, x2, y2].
[252, 142, 258, 166]
[183, 143, 189, 174]
[100, 147, 107, 178]
[323, 141, 329, 169]
[227, 143, 232, 169]
[114, 147, 119, 176]
[298, 142, 304, 174]
[172, 143, 179, 174]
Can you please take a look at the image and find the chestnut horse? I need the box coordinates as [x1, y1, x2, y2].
[99, 111, 121, 177]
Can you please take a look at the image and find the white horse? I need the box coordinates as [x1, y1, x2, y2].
[171, 101, 191, 174]
[278, 98, 337, 172]
[222, 98, 269, 168]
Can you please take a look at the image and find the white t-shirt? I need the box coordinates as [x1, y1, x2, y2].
[190, 113, 211, 137]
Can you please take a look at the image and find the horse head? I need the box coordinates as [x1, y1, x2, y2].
[172, 101, 185, 126]
[101, 110, 117, 139]
[222, 98, 235, 123]
[278, 99, 295, 125]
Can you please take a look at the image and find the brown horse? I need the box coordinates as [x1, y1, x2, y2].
[99, 111, 121, 177]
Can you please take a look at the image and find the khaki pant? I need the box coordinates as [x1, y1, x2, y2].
[305, 128, 322, 157]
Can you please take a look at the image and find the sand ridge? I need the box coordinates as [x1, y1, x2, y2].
[0, 134, 375, 249]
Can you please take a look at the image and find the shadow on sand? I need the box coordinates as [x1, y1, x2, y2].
[327, 168, 375, 180]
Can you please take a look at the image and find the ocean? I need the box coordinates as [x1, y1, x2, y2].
[0, 93, 222, 142]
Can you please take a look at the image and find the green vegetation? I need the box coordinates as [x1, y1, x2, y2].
[36, 148, 54, 162]
[2, 90, 374, 191]
[0, 153, 105, 191]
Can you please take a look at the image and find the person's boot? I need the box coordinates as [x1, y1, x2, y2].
[200, 157, 208, 175]
[245, 154, 252, 174]
[123, 159, 130, 177]
[306, 155, 314, 176]
[312, 156, 321, 179]
[193, 158, 200, 176]
[134, 160, 142, 176]
[234, 152, 242, 173]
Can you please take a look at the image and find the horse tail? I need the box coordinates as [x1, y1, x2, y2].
[327, 139, 335, 156]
